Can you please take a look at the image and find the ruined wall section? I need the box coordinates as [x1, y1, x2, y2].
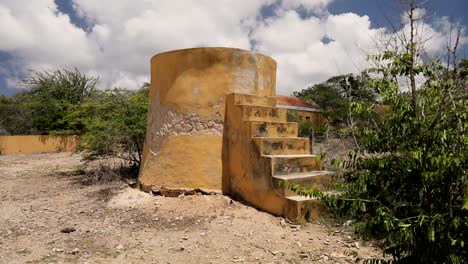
[156, 111, 223, 136]
[145, 93, 223, 157]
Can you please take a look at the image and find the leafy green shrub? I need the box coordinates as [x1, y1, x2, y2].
[296, 58, 468, 263]
[310, 123, 328, 143]
[0, 93, 34, 135]
[73, 87, 148, 169]
[287, 25, 468, 262]
[340, 56, 467, 263]
[0, 68, 149, 180]
[0, 68, 97, 135]
[287, 110, 329, 143]
[21, 68, 98, 134]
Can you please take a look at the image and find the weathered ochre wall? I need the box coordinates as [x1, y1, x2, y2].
[0, 135, 78, 155]
[222, 94, 288, 215]
[222, 94, 325, 220]
[295, 110, 327, 125]
[138, 47, 277, 191]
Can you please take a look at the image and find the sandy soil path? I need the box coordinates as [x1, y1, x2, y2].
[0, 152, 380, 264]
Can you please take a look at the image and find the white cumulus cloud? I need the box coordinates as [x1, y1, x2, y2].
[0, 0, 94, 76]
[0, 0, 465, 95]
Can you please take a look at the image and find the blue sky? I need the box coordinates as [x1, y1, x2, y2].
[1, 0, 467, 96]
[55, 0, 91, 32]
[330, 0, 468, 29]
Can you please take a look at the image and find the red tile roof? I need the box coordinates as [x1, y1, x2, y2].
[276, 95, 320, 110]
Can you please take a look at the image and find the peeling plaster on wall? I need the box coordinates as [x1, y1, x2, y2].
[156, 111, 223, 137]
[146, 92, 223, 156]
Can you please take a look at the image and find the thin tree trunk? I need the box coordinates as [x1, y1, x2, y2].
[409, 0, 418, 117]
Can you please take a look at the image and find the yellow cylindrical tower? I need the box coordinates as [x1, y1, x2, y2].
[138, 47, 277, 191]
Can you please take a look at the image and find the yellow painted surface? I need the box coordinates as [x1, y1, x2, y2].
[139, 48, 277, 190]
[149, 47, 276, 119]
[250, 121, 298, 138]
[253, 137, 309, 155]
[223, 93, 325, 220]
[296, 110, 326, 124]
[223, 94, 289, 216]
[139, 48, 328, 220]
[0, 135, 77, 155]
[242, 105, 287, 122]
[234, 94, 276, 107]
[139, 135, 222, 191]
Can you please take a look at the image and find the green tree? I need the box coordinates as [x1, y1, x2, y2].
[332, 58, 467, 264]
[21, 68, 98, 134]
[286, 110, 313, 137]
[289, 59, 467, 263]
[0, 93, 36, 135]
[74, 86, 148, 168]
[287, 1, 467, 262]
[293, 73, 377, 126]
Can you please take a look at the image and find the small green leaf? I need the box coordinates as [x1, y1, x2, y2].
[428, 224, 435, 242]
[462, 195, 468, 210]
[451, 239, 457, 246]
[360, 202, 366, 212]
[331, 159, 342, 168]
[291, 184, 299, 192]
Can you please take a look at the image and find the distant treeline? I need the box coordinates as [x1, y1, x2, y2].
[0, 68, 149, 166]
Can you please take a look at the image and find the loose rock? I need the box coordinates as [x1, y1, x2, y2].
[116, 244, 125, 251]
[60, 227, 76, 233]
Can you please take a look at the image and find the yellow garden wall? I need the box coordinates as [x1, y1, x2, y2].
[0, 135, 78, 155]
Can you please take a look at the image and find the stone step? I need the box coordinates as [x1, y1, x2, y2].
[285, 191, 341, 220]
[264, 154, 323, 176]
[273, 171, 334, 196]
[249, 121, 298, 137]
[233, 93, 277, 107]
[285, 195, 325, 221]
[242, 105, 287, 122]
[253, 137, 310, 155]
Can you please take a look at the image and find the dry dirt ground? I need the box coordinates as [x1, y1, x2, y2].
[0, 152, 381, 264]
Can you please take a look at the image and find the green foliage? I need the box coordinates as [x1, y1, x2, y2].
[287, 110, 312, 137]
[322, 53, 467, 262]
[0, 68, 98, 135]
[279, 180, 324, 199]
[22, 68, 98, 134]
[287, 110, 329, 141]
[293, 74, 377, 126]
[0, 69, 149, 172]
[458, 59, 468, 79]
[73, 87, 148, 167]
[288, 14, 467, 261]
[0, 93, 36, 135]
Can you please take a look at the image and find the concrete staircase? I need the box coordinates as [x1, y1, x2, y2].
[222, 93, 333, 221]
